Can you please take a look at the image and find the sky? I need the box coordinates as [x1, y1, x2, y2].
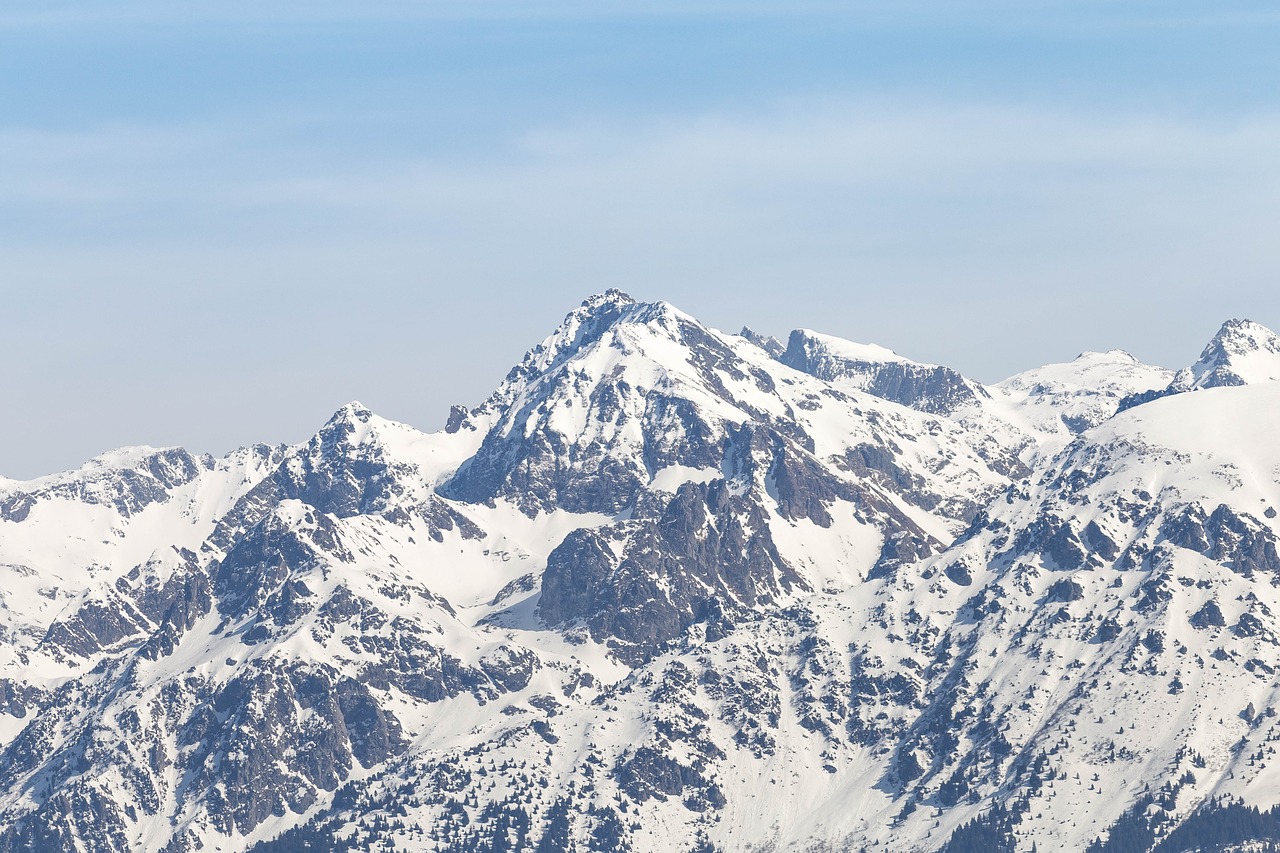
[2, 1, 1279, 478]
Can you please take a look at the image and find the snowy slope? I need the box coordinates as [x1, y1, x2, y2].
[993, 348, 1175, 446]
[0, 445, 283, 684]
[859, 380, 1280, 851]
[773, 327, 1183, 471]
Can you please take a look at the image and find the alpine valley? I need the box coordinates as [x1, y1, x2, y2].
[4, 290, 1280, 853]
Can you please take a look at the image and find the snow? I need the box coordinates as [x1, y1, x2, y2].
[1099, 382, 1280, 510]
[648, 464, 720, 493]
[990, 348, 1175, 450]
[790, 328, 917, 366]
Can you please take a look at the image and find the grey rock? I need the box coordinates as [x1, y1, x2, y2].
[539, 479, 802, 663]
[738, 326, 785, 358]
[780, 329, 988, 416]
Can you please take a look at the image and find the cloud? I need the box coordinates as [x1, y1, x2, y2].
[8, 98, 1277, 279]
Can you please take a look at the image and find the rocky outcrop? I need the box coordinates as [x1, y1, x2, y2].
[539, 479, 801, 663]
[781, 329, 987, 415]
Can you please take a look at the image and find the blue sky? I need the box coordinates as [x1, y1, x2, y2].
[3, 1, 1279, 477]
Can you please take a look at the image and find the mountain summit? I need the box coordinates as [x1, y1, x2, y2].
[1118, 318, 1280, 413]
[1172, 317, 1280, 390]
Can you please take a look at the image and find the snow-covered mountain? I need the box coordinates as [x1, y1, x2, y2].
[0, 293, 1277, 853]
[1118, 319, 1280, 413]
[1170, 318, 1280, 391]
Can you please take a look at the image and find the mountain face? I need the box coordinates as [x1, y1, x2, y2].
[0, 297, 1277, 853]
[1118, 319, 1280, 413]
[778, 328, 988, 416]
[994, 348, 1174, 439]
[1171, 318, 1280, 391]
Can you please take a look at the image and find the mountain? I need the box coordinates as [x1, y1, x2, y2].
[443, 290, 1021, 661]
[1171, 318, 1280, 391]
[0, 296, 1277, 853]
[1119, 319, 1280, 412]
[778, 328, 989, 416]
[775, 329, 1173, 459]
[995, 348, 1174, 442]
[838, 378, 1280, 851]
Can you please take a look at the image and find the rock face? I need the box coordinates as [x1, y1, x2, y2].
[538, 478, 804, 663]
[737, 326, 785, 358]
[1, 295, 1280, 853]
[779, 328, 987, 416]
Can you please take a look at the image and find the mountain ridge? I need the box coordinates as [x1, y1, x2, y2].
[0, 293, 1277, 853]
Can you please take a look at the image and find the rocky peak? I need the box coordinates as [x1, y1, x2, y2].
[1207, 318, 1280, 359]
[1117, 319, 1280, 413]
[313, 401, 378, 445]
[738, 326, 785, 358]
[203, 405, 428, 544]
[468, 291, 669, 420]
[442, 295, 773, 514]
[302, 402, 430, 465]
[780, 328, 986, 415]
[1172, 318, 1280, 391]
[580, 288, 637, 311]
[328, 399, 374, 424]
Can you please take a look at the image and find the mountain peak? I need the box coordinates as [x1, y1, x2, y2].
[1172, 317, 1280, 391]
[308, 402, 401, 456]
[579, 288, 636, 313]
[739, 326, 785, 358]
[1072, 348, 1140, 364]
[475, 292, 689, 417]
[1204, 317, 1280, 359]
[328, 401, 374, 425]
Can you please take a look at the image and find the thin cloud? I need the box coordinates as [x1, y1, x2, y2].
[3, 100, 1279, 477]
[3, 1, 1278, 28]
[6, 100, 1278, 248]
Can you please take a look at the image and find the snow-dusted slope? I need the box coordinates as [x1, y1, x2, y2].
[856, 379, 1280, 851]
[237, 378, 1280, 853]
[0, 445, 283, 680]
[775, 328, 1175, 464]
[0, 295, 1278, 853]
[994, 348, 1174, 445]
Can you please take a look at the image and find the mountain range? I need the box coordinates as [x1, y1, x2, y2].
[2, 290, 1280, 852]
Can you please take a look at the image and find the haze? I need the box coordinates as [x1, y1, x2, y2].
[2, 1, 1279, 478]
